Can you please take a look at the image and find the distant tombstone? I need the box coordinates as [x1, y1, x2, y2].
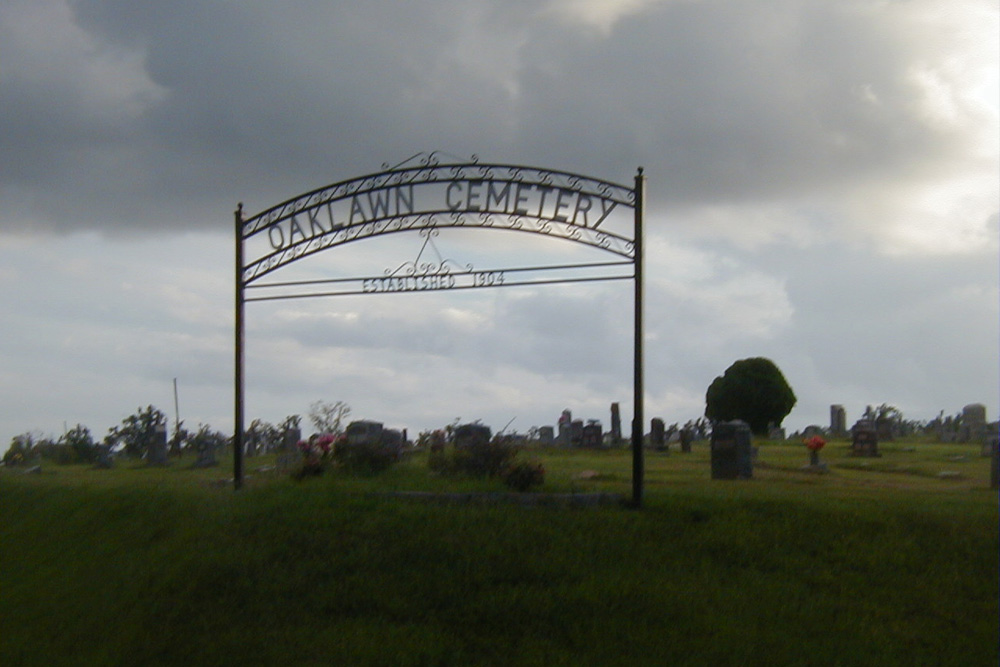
[610, 403, 622, 444]
[650, 418, 666, 451]
[959, 404, 988, 443]
[244, 432, 257, 458]
[768, 424, 786, 441]
[851, 419, 879, 457]
[346, 420, 385, 446]
[830, 405, 847, 436]
[537, 426, 555, 447]
[148, 424, 169, 466]
[569, 420, 584, 447]
[802, 425, 824, 438]
[276, 427, 302, 474]
[581, 421, 602, 448]
[94, 444, 114, 469]
[557, 409, 572, 446]
[710, 421, 753, 480]
[679, 428, 693, 453]
[192, 441, 218, 468]
[453, 423, 491, 448]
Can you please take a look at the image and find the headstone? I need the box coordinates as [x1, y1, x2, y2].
[610, 403, 622, 444]
[830, 405, 847, 436]
[650, 418, 667, 451]
[94, 444, 114, 469]
[346, 420, 385, 446]
[276, 427, 302, 474]
[851, 419, 879, 457]
[569, 420, 584, 447]
[802, 425, 824, 438]
[537, 426, 555, 447]
[581, 421, 602, 448]
[679, 428, 693, 453]
[557, 409, 572, 446]
[244, 432, 257, 458]
[192, 440, 218, 468]
[768, 424, 786, 440]
[959, 404, 987, 443]
[148, 424, 169, 466]
[710, 420, 753, 480]
[453, 423, 491, 449]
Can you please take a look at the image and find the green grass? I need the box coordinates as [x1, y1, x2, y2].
[1, 442, 997, 666]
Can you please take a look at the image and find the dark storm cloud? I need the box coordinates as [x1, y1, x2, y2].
[1, 0, 981, 234]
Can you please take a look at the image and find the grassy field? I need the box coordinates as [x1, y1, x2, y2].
[1, 440, 997, 666]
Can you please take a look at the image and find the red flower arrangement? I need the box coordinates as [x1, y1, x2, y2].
[804, 435, 826, 452]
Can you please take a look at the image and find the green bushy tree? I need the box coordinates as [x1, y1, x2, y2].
[105, 406, 167, 458]
[705, 357, 796, 436]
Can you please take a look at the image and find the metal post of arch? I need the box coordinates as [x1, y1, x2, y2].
[233, 154, 646, 506]
[632, 168, 645, 508]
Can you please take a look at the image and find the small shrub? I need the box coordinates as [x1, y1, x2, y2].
[291, 458, 324, 481]
[427, 448, 450, 474]
[334, 440, 399, 476]
[450, 436, 519, 477]
[502, 460, 545, 492]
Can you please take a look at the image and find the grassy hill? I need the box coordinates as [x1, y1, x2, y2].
[1, 441, 997, 665]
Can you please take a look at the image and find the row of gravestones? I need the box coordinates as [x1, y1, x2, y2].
[710, 419, 1000, 488]
[550, 406, 696, 451]
[831, 403, 993, 443]
[94, 424, 218, 469]
[84, 418, 1000, 489]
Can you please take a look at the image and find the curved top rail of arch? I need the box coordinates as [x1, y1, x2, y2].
[238, 153, 639, 286]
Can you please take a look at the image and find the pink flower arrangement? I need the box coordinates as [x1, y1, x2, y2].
[315, 433, 335, 454]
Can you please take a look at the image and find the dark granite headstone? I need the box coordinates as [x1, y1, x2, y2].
[851, 419, 880, 457]
[679, 428, 693, 453]
[650, 418, 666, 451]
[581, 421, 602, 448]
[95, 444, 114, 469]
[710, 421, 753, 479]
[830, 405, 847, 437]
[148, 424, 169, 466]
[453, 423, 491, 449]
[610, 403, 622, 444]
[557, 410, 572, 446]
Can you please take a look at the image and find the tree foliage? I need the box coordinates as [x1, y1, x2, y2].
[3, 433, 38, 465]
[105, 405, 167, 458]
[308, 400, 351, 436]
[186, 424, 229, 455]
[705, 357, 796, 436]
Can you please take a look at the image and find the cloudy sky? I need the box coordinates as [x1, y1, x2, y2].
[1, 0, 997, 446]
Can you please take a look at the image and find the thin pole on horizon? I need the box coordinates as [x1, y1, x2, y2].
[173, 377, 180, 452]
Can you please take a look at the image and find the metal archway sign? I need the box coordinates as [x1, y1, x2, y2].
[234, 153, 647, 505]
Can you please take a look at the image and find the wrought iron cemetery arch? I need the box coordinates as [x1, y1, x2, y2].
[234, 153, 647, 506]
